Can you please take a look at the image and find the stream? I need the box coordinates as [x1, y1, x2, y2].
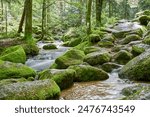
[25, 40, 134, 100]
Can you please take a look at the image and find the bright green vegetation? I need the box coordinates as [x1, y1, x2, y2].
[0, 60, 36, 80]
[0, 79, 60, 100]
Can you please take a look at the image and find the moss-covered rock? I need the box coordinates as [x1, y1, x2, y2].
[0, 60, 36, 80]
[122, 85, 150, 100]
[84, 52, 111, 65]
[74, 41, 92, 51]
[131, 45, 145, 57]
[101, 34, 116, 42]
[98, 41, 114, 48]
[119, 49, 150, 81]
[101, 62, 121, 72]
[39, 69, 76, 90]
[139, 15, 150, 26]
[0, 79, 60, 100]
[0, 78, 27, 86]
[121, 34, 141, 44]
[43, 44, 57, 50]
[63, 38, 82, 47]
[22, 44, 39, 56]
[69, 65, 109, 82]
[143, 36, 150, 45]
[55, 49, 85, 69]
[0, 45, 26, 64]
[113, 50, 133, 65]
[88, 34, 101, 43]
[84, 46, 101, 55]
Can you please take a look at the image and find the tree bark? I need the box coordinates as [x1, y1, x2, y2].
[96, 0, 103, 27]
[42, 0, 47, 39]
[24, 0, 32, 40]
[86, 0, 92, 35]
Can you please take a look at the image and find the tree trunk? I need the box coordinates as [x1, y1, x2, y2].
[1, 0, 4, 31]
[24, 0, 32, 40]
[17, 1, 26, 33]
[5, 4, 8, 35]
[96, 0, 103, 27]
[86, 0, 92, 35]
[79, 0, 83, 25]
[42, 0, 47, 40]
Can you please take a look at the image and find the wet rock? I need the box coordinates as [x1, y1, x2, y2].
[39, 69, 76, 90]
[120, 34, 141, 45]
[43, 43, 57, 50]
[84, 46, 102, 55]
[0, 79, 60, 100]
[88, 34, 101, 43]
[0, 45, 26, 64]
[84, 52, 111, 66]
[55, 49, 85, 69]
[131, 45, 145, 57]
[122, 85, 150, 100]
[101, 34, 116, 42]
[69, 65, 109, 82]
[113, 50, 133, 65]
[98, 41, 114, 48]
[139, 15, 150, 26]
[22, 44, 39, 56]
[119, 49, 150, 81]
[143, 35, 150, 45]
[0, 60, 36, 80]
[101, 62, 121, 72]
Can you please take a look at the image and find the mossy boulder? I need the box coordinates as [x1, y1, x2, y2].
[69, 65, 109, 82]
[113, 50, 133, 65]
[63, 38, 82, 47]
[39, 69, 76, 90]
[0, 79, 60, 100]
[122, 85, 150, 100]
[143, 36, 150, 45]
[88, 34, 101, 43]
[102, 34, 115, 42]
[119, 49, 150, 81]
[0, 45, 26, 64]
[74, 41, 92, 51]
[131, 46, 145, 57]
[121, 34, 141, 44]
[0, 60, 36, 80]
[84, 46, 101, 54]
[0, 78, 27, 86]
[55, 49, 85, 69]
[22, 44, 39, 56]
[98, 41, 114, 48]
[84, 52, 111, 65]
[101, 62, 121, 72]
[43, 44, 57, 50]
[139, 15, 150, 26]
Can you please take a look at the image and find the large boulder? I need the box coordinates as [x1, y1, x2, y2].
[69, 65, 109, 82]
[0, 60, 36, 80]
[88, 34, 101, 43]
[101, 62, 121, 72]
[139, 15, 150, 26]
[55, 49, 85, 69]
[84, 52, 111, 65]
[98, 41, 114, 48]
[84, 46, 103, 55]
[113, 50, 133, 65]
[0, 79, 60, 100]
[131, 45, 145, 57]
[120, 34, 141, 44]
[39, 69, 76, 90]
[22, 44, 39, 56]
[119, 49, 150, 81]
[0, 45, 26, 64]
[43, 43, 57, 50]
[63, 38, 82, 47]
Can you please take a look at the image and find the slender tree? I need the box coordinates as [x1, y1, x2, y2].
[96, 0, 103, 27]
[86, 0, 92, 34]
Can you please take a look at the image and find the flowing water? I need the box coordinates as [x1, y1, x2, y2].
[25, 41, 133, 100]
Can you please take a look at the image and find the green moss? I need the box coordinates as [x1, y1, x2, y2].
[22, 43, 39, 56]
[84, 52, 111, 65]
[39, 69, 76, 90]
[139, 15, 150, 26]
[43, 44, 57, 50]
[0, 79, 60, 100]
[0, 45, 26, 64]
[63, 38, 82, 47]
[98, 41, 114, 48]
[74, 41, 92, 51]
[143, 36, 150, 45]
[84, 46, 101, 54]
[121, 34, 141, 44]
[101, 62, 121, 72]
[68, 65, 109, 82]
[131, 46, 145, 57]
[0, 60, 36, 80]
[113, 50, 133, 65]
[88, 34, 101, 43]
[55, 49, 85, 69]
[0, 78, 27, 86]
